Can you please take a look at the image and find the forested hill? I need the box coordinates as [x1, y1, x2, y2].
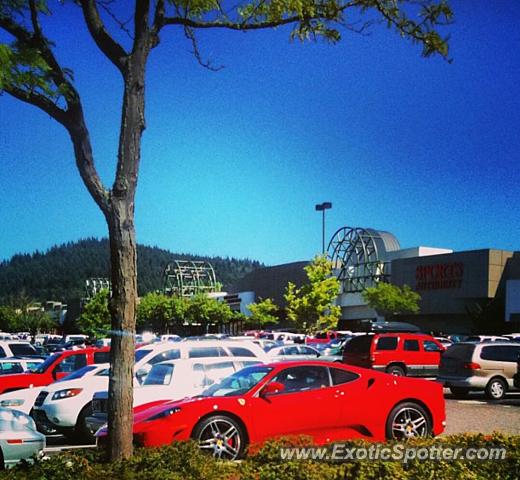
[0, 238, 263, 304]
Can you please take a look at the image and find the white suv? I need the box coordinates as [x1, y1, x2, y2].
[32, 364, 110, 442]
[0, 341, 38, 358]
[134, 340, 268, 383]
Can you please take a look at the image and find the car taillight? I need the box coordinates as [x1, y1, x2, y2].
[463, 362, 481, 370]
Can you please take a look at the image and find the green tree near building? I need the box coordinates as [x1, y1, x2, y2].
[137, 292, 187, 333]
[77, 289, 111, 339]
[1, 294, 58, 340]
[17, 309, 57, 343]
[285, 255, 341, 333]
[362, 282, 421, 320]
[247, 298, 279, 328]
[185, 294, 234, 332]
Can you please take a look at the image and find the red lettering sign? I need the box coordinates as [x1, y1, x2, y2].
[415, 262, 464, 291]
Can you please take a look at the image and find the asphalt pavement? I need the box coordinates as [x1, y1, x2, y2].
[443, 390, 520, 436]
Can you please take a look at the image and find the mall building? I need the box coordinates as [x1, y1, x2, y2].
[235, 226, 520, 334]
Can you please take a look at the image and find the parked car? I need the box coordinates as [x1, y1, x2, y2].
[437, 342, 520, 400]
[0, 341, 39, 359]
[259, 332, 302, 343]
[315, 340, 348, 362]
[32, 363, 110, 442]
[514, 352, 520, 389]
[503, 333, 520, 342]
[96, 361, 445, 459]
[133, 340, 268, 384]
[45, 338, 88, 353]
[266, 345, 321, 361]
[86, 357, 263, 435]
[160, 335, 181, 342]
[229, 336, 279, 352]
[342, 333, 445, 377]
[464, 335, 511, 343]
[306, 331, 342, 345]
[0, 385, 47, 416]
[0, 357, 44, 376]
[434, 337, 453, 348]
[448, 334, 468, 343]
[0, 347, 110, 395]
[0, 407, 46, 469]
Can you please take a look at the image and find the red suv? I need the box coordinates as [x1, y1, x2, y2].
[0, 347, 110, 394]
[342, 333, 445, 377]
[306, 331, 342, 345]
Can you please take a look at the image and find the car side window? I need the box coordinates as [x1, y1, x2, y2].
[404, 340, 420, 351]
[376, 337, 398, 351]
[0, 347, 5, 358]
[228, 346, 256, 358]
[481, 346, 520, 362]
[0, 362, 23, 374]
[188, 347, 228, 358]
[272, 366, 330, 393]
[423, 340, 442, 352]
[284, 346, 300, 355]
[149, 349, 180, 364]
[299, 346, 317, 355]
[330, 367, 359, 385]
[94, 351, 110, 363]
[56, 354, 87, 373]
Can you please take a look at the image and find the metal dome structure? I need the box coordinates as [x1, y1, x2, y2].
[327, 227, 401, 293]
[163, 260, 218, 297]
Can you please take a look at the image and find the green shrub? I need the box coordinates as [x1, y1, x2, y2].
[1, 434, 518, 480]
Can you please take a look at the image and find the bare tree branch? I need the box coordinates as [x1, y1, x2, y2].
[183, 26, 224, 71]
[79, 0, 128, 71]
[97, 1, 134, 40]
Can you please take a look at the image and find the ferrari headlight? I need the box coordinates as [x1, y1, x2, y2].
[146, 406, 181, 422]
[52, 388, 83, 400]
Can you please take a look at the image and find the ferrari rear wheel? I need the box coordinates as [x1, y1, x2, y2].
[386, 402, 432, 440]
[192, 415, 246, 460]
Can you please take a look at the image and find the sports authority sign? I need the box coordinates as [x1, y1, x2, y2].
[416, 262, 464, 291]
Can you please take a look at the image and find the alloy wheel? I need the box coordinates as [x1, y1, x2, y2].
[390, 406, 430, 439]
[196, 417, 243, 460]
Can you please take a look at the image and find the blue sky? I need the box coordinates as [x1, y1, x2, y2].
[0, 0, 519, 266]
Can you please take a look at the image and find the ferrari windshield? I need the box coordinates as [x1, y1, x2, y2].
[201, 365, 272, 397]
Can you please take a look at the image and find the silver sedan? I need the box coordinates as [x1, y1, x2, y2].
[266, 345, 321, 361]
[0, 408, 46, 468]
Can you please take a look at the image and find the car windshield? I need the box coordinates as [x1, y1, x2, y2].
[31, 353, 60, 373]
[201, 365, 272, 397]
[55, 364, 98, 382]
[143, 364, 174, 386]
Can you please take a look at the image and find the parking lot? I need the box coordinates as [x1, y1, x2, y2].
[444, 390, 520, 436]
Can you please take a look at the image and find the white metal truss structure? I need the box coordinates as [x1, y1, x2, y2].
[163, 260, 218, 297]
[327, 227, 400, 293]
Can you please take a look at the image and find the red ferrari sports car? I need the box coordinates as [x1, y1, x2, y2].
[97, 361, 445, 459]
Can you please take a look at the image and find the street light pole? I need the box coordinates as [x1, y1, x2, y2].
[315, 202, 332, 254]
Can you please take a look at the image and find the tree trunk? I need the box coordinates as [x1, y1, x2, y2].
[106, 198, 137, 460]
[104, 53, 147, 460]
